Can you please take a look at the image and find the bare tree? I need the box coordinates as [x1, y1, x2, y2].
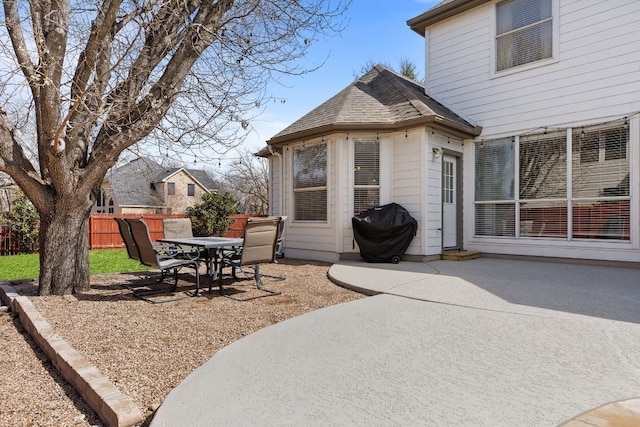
[353, 57, 422, 82]
[220, 148, 268, 215]
[0, 0, 350, 295]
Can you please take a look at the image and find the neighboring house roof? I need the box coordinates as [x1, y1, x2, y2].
[407, 0, 490, 34]
[152, 167, 218, 192]
[107, 157, 163, 207]
[106, 157, 218, 207]
[266, 65, 481, 146]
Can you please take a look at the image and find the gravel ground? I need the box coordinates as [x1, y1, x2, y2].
[0, 259, 364, 426]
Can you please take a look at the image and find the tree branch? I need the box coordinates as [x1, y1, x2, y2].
[3, 0, 38, 92]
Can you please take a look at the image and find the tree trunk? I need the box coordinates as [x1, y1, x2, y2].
[37, 199, 92, 296]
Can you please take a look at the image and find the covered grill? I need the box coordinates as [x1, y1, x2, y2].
[352, 203, 418, 263]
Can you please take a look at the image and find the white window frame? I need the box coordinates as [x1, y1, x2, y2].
[292, 142, 328, 222]
[490, 0, 559, 77]
[353, 138, 380, 215]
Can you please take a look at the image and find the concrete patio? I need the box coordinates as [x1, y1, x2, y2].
[151, 257, 640, 426]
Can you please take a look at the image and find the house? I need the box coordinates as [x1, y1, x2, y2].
[93, 157, 219, 215]
[260, 0, 640, 264]
[0, 172, 19, 212]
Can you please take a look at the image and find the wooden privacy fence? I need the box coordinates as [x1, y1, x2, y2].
[88, 213, 252, 249]
[0, 225, 18, 256]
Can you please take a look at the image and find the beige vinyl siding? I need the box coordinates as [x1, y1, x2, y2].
[427, 1, 640, 137]
[392, 132, 423, 255]
[427, 11, 490, 92]
[339, 134, 357, 254]
[268, 154, 283, 217]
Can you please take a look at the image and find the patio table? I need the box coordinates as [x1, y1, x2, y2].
[157, 236, 243, 294]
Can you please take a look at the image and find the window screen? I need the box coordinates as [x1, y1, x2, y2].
[496, 0, 552, 71]
[187, 183, 195, 197]
[572, 122, 629, 240]
[475, 203, 515, 237]
[293, 143, 327, 221]
[572, 123, 629, 199]
[168, 182, 176, 195]
[475, 138, 516, 237]
[475, 138, 515, 201]
[354, 139, 380, 215]
[519, 130, 566, 200]
[520, 200, 567, 238]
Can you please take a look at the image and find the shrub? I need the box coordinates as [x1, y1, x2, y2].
[2, 189, 40, 253]
[186, 191, 237, 236]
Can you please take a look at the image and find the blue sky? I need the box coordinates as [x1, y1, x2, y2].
[237, 0, 440, 156]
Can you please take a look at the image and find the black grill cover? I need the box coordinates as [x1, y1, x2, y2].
[352, 203, 417, 263]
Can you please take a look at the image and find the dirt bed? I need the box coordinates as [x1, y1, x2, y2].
[1, 259, 363, 426]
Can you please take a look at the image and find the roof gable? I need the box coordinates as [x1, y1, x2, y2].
[267, 65, 480, 145]
[155, 167, 218, 191]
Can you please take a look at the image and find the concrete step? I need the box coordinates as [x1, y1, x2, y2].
[441, 251, 481, 261]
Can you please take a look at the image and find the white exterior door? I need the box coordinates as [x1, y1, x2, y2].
[442, 155, 457, 249]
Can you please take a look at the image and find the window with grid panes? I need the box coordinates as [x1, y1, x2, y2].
[496, 0, 552, 71]
[443, 160, 454, 204]
[474, 119, 630, 241]
[293, 143, 327, 221]
[353, 139, 379, 215]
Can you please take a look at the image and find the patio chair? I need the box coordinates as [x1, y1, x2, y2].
[115, 217, 140, 261]
[216, 217, 282, 301]
[162, 218, 202, 260]
[126, 218, 200, 302]
[162, 218, 194, 239]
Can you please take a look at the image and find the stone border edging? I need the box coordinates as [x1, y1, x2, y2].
[0, 283, 143, 427]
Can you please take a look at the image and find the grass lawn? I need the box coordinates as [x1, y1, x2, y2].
[0, 249, 151, 281]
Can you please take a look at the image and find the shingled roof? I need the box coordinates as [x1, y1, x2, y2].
[266, 65, 481, 146]
[107, 157, 218, 207]
[108, 157, 165, 207]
